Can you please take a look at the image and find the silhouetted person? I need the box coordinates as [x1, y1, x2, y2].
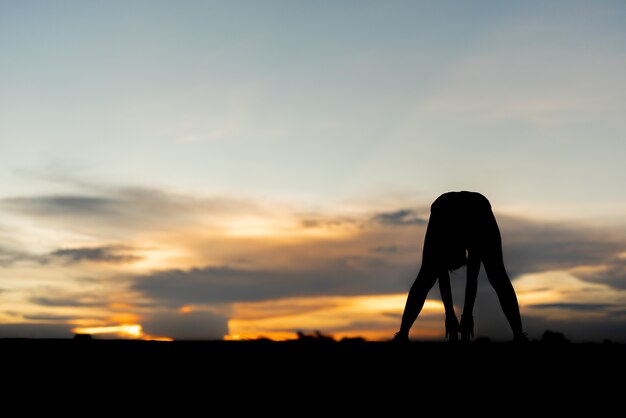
[394, 191, 527, 343]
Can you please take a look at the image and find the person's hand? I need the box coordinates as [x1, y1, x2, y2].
[445, 315, 459, 343]
[460, 314, 474, 342]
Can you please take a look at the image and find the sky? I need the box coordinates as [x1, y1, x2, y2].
[1, 0, 625, 342]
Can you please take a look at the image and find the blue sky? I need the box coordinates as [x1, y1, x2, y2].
[1, 1, 625, 342]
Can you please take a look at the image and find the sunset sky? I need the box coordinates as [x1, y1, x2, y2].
[1, 1, 625, 342]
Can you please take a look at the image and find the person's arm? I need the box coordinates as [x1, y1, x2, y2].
[394, 262, 439, 342]
[438, 269, 459, 342]
[460, 249, 481, 341]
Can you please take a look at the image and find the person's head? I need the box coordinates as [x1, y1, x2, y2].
[426, 211, 467, 271]
[443, 243, 467, 271]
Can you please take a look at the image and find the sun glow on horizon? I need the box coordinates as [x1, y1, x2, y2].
[72, 324, 173, 341]
[73, 324, 142, 338]
[227, 294, 446, 342]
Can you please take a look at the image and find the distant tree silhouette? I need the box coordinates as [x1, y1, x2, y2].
[296, 330, 335, 343]
[340, 336, 366, 343]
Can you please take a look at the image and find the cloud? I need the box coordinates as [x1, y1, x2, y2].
[526, 303, 614, 312]
[573, 257, 626, 290]
[300, 216, 359, 229]
[132, 259, 414, 306]
[371, 245, 401, 254]
[0, 186, 262, 238]
[1, 195, 118, 217]
[5, 184, 621, 281]
[49, 246, 142, 264]
[30, 295, 108, 308]
[122, 202, 626, 327]
[0, 246, 32, 267]
[0, 323, 74, 338]
[0, 244, 141, 267]
[370, 209, 427, 226]
[141, 310, 228, 340]
[3, 181, 626, 341]
[23, 314, 85, 321]
[497, 215, 626, 280]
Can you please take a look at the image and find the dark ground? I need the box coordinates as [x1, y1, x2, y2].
[3, 336, 624, 373]
[2, 337, 623, 408]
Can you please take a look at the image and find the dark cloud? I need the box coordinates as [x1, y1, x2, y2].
[0, 187, 257, 236]
[371, 209, 427, 226]
[572, 257, 626, 290]
[49, 246, 142, 264]
[1, 195, 119, 217]
[300, 217, 359, 229]
[132, 259, 415, 306]
[141, 310, 228, 340]
[0, 246, 37, 267]
[30, 295, 107, 308]
[1, 244, 141, 267]
[526, 303, 613, 312]
[0, 323, 74, 338]
[23, 314, 85, 321]
[497, 215, 626, 281]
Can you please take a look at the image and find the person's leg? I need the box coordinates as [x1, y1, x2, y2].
[396, 267, 438, 340]
[481, 215, 525, 340]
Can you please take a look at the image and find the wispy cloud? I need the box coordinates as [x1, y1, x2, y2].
[497, 215, 625, 279]
[572, 256, 626, 290]
[0, 186, 264, 237]
[526, 303, 613, 312]
[371, 245, 401, 254]
[371, 209, 428, 226]
[0, 246, 33, 267]
[1, 195, 119, 217]
[23, 313, 87, 322]
[29, 294, 109, 308]
[49, 246, 142, 264]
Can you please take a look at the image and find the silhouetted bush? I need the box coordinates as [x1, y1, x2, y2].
[541, 330, 570, 344]
[295, 330, 335, 342]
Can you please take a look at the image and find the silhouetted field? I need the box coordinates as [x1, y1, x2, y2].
[2, 336, 623, 405]
[3, 335, 623, 374]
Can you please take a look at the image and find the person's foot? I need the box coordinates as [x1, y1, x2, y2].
[392, 332, 410, 344]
